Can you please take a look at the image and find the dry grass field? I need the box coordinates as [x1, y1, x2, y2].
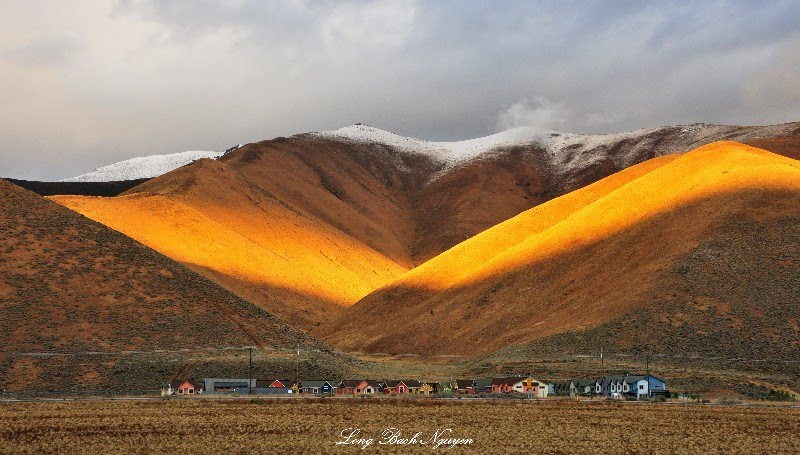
[1, 399, 799, 454]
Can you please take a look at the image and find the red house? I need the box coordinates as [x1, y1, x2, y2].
[490, 378, 515, 394]
[171, 380, 199, 395]
[337, 380, 368, 395]
[384, 380, 411, 394]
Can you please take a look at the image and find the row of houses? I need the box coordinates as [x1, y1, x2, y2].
[162, 374, 666, 400]
[552, 375, 667, 399]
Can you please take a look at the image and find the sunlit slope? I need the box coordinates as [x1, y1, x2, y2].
[323, 142, 800, 355]
[52, 159, 407, 330]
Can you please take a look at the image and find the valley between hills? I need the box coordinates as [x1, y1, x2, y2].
[2, 122, 799, 397]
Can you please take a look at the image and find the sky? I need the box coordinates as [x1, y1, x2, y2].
[1, 0, 799, 180]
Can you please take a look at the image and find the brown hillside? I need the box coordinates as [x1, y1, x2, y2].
[51, 123, 800, 334]
[0, 178, 322, 394]
[745, 135, 800, 161]
[321, 142, 800, 356]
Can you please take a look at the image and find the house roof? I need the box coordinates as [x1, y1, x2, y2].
[339, 379, 367, 388]
[492, 377, 526, 386]
[254, 379, 292, 388]
[301, 380, 334, 388]
[455, 379, 475, 388]
[474, 378, 493, 388]
[573, 379, 598, 388]
[402, 380, 421, 388]
[384, 380, 404, 388]
[365, 380, 383, 388]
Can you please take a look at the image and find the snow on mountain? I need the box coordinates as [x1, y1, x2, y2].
[314, 124, 557, 165]
[63, 150, 225, 182]
[313, 123, 673, 177]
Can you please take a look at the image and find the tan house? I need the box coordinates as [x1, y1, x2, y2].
[418, 382, 435, 396]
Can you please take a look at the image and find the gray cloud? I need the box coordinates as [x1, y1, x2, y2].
[1, 0, 799, 180]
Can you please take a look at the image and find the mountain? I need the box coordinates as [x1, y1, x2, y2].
[320, 142, 800, 358]
[0, 178, 323, 394]
[51, 123, 800, 334]
[62, 150, 226, 182]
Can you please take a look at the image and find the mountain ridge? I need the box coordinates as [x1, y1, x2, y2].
[51, 123, 800, 335]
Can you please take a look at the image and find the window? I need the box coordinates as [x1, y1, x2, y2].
[189, 389, 194, 394]
[639, 384, 644, 390]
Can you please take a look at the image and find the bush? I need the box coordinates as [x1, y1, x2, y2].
[767, 389, 793, 402]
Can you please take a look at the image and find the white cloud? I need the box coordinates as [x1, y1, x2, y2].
[496, 96, 568, 131]
[321, 0, 417, 50]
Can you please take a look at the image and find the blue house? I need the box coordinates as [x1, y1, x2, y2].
[606, 374, 667, 399]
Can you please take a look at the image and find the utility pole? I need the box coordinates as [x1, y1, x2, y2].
[600, 347, 605, 398]
[646, 351, 651, 399]
[248, 347, 253, 395]
[295, 343, 300, 394]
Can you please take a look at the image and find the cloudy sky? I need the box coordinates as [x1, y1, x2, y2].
[1, 0, 799, 180]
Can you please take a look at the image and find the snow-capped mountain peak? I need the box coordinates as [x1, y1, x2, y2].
[62, 150, 225, 182]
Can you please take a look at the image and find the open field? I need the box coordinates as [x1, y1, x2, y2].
[1, 399, 799, 454]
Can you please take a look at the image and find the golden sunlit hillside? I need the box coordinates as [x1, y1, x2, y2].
[322, 142, 800, 356]
[52, 158, 408, 330]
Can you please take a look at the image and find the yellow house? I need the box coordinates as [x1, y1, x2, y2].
[418, 383, 435, 396]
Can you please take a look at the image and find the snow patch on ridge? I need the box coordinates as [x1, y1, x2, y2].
[313, 123, 670, 178]
[313, 124, 558, 167]
[63, 150, 225, 182]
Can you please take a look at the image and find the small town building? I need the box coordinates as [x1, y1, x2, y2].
[490, 377, 521, 394]
[455, 380, 476, 394]
[403, 380, 421, 394]
[474, 378, 493, 394]
[621, 375, 668, 399]
[162, 380, 201, 396]
[300, 380, 336, 395]
[383, 380, 411, 394]
[337, 380, 369, 396]
[173, 380, 199, 395]
[418, 381, 438, 396]
[508, 376, 540, 395]
[363, 380, 382, 395]
[264, 379, 292, 389]
[202, 378, 256, 393]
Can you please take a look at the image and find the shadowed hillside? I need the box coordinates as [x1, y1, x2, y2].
[322, 143, 800, 357]
[0, 179, 337, 395]
[746, 135, 800, 161]
[5, 178, 149, 197]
